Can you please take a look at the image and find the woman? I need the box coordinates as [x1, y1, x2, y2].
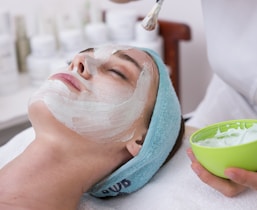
[0, 45, 183, 209]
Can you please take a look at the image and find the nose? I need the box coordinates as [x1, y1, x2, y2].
[69, 54, 92, 79]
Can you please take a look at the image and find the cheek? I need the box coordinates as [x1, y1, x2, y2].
[88, 79, 134, 104]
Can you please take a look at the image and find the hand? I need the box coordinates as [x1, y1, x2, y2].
[110, 0, 140, 3]
[187, 148, 252, 197]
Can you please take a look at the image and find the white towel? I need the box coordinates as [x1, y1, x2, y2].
[1, 128, 257, 210]
[0, 127, 34, 168]
[79, 133, 257, 210]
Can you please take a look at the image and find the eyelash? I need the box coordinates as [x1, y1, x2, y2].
[67, 60, 127, 80]
[108, 69, 127, 80]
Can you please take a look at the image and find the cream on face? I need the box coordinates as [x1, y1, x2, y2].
[29, 45, 155, 143]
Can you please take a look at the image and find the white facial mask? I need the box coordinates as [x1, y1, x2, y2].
[29, 46, 154, 143]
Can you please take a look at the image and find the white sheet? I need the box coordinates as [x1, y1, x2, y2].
[1, 127, 257, 210]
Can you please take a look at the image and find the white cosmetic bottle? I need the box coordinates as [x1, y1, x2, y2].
[26, 14, 57, 87]
[84, 0, 109, 45]
[0, 11, 19, 96]
[57, 11, 88, 62]
[27, 34, 57, 86]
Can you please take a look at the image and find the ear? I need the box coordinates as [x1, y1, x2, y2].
[126, 139, 144, 157]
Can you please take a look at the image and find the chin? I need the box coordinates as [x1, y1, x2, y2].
[28, 100, 56, 128]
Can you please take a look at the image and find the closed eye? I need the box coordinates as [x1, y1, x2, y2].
[109, 69, 127, 80]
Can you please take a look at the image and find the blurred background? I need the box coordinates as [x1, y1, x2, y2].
[0, 0, 212, 143]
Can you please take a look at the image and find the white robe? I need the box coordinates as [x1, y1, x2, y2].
[188, 0, 257, 128]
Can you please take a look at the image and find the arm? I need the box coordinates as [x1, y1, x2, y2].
[187, 148, 257, 197]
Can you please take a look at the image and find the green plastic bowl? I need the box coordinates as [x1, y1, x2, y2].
[190, 119, 257, 178]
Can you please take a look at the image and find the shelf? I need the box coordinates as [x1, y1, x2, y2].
[0, 74, 36, 131]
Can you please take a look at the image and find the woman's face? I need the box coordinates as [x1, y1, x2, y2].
[29, 45, 159, 143]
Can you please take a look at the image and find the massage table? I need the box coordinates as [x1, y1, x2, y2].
[1, 126, 256, 210]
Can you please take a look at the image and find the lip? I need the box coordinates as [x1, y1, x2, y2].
[50, 73, 83, 91]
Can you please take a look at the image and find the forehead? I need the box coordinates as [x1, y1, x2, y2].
[80, 46, 159, 75]
[121, 48, 156, 68]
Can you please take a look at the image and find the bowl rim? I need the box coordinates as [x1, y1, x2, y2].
[190, 119, 257, 149]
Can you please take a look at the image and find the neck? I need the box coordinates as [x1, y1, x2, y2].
[0, 131, 131, 210]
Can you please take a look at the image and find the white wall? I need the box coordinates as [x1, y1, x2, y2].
[0, 0, 212, 114]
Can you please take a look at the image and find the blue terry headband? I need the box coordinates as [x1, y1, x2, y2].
[88, 47, 182, 197]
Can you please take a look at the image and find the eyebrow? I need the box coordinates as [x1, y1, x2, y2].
[113, 51, 142, 72]
[79, 48, 94, 53]
[79, 48, 142, 71]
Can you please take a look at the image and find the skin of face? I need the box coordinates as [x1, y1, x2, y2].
[28, 46, 159, 144]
